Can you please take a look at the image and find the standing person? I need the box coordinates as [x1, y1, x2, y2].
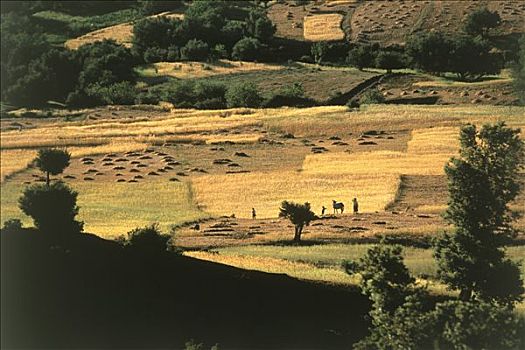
[252, 208, 256, 219]
[321, 206, 327, 216]
[352, 198, 359, 214]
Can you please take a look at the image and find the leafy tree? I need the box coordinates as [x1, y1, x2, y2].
[246, 7, 275, 43]
[434, 123, 525, 304]
[221, 20, 246, 48]
[344, 243, 434, 349]
[279, 82, 305, 98]
[180, 39, 210, 61]
[311, 42, 329, 65]
[464, 7, 501, 38]
[375, 51, 406, 73]
[19, 181, 83, 235]
[86, 81, 137, 105]
[136, 0, 184, 15]
[406, 31, 453, 75]
[126, 223, 171, 253]
[232, 37, 262, 61]
[346, 44, 378, 70]
[35, 148, 71, 186]
[449, 35, 502, 80]
[278, 201, 316, 242]
[225, 82, 263, 108]
[512, 35, 525, 104]
[432, 300, 524, 349]
[132, 17, 187, 59]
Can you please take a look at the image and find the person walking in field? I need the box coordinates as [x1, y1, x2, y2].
[321, 206, 327, 216]
[252, 208, 256, 219]
[353, 198, 359, 214]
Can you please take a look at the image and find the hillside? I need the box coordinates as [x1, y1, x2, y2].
[1, 229, 369, 348]
[269, 0, 525, 45]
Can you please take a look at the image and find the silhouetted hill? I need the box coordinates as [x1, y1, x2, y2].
[1, 230, 369, 349]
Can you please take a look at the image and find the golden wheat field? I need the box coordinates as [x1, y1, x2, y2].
[64, 12, 184, 50]
[1, 104, 524, 238]
[141, 60, 286, 79]
[303, 13, 345, 41]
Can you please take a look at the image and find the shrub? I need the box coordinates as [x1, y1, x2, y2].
[232, 37, 262, 61]
[166, 45, 181, 61]
[19, 182, 83, 235]
[193, 81, 227, 109]
[299, 55, 313, 63]
[87, 81, 137, 105]
[346, 98, 360, 109]
[512, 35, 525, 104]
[311, 41, 329, 65]
[2, 218, 23, 232]
[359, 88, 385, 104]
[126, 223, 170, 252]
[225, 82, 263, 108]
[143, 47, 168, 63]
[180, 39, 210, 61]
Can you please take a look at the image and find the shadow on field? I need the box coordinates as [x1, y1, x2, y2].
[1, 229, 370, 349]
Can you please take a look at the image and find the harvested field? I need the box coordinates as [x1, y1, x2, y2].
[141, 60, 285, 79]
[192, 171, 399, 218]
[303, 13, 345, 41]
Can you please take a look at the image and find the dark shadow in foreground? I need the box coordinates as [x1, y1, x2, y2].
[1, 229, 369, 349]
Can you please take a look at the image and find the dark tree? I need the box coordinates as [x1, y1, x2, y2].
[346, 44, 379, 70]
[375, 51, 406, 73]
[406, 32, 453, 75]
[246, 7, 275, 43]
[464, 7, 501, 38]
[35, 148, 71, 186]
[278, 201, 316, 242]
[512, 35, 525, 104]
[19, 182, 83, 235]
[449, 35, 502, 81]
[434, 123, 525, 304]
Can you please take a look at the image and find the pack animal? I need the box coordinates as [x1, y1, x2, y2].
[332, 200, 345, 214]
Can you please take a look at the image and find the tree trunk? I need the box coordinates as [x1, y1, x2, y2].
[294, 225, 303, 242]
[46, 171, 50, 187]
[459, 288, 472, 301]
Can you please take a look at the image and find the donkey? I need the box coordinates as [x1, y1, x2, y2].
[332, 200, 345, 214]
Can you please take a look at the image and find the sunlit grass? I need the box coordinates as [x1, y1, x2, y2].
[0, 149, 37, 181]
[1, 180, 206, 238]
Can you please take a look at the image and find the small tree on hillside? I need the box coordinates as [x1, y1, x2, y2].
[35, 148, 71, 186]
[464, 7, 501, 38]
[19, 181, 83, 235]
[512, 35, 525, 104]
[434, 123, 525, 304]
[347, 44, 379, 70]
[375, 51, 406, 73]
[232, 37, 262, 61]
[278, 201, 316, 242]
[126, 223, 171, 253]
[311, 42, 329, 65]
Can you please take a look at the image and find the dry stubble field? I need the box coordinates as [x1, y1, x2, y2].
[1, 104, 524, 301]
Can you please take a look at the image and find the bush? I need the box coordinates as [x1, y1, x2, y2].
[232, 37, 262, 61]
[180, 39, 210, 61]
[299, 55, 313, 63]
[87, 81, 138, 105]
[360, 88, 385, 104]
[226, 82, 263, 108]
[126, 223, 170, 252]
[2, 218, 23, 232]
[143, 47, 168, 63]
[18, 182, 83, 235]
[346, 98, 360, 109]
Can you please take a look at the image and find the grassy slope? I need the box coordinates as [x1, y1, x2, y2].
[146, 64, 378, 102]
